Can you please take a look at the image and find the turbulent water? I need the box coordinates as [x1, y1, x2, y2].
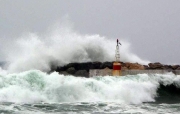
[1, 22, 149, 73]
[0, 70, 180, 114]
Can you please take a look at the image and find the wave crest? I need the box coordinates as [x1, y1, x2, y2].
[2, 70, 180, 104]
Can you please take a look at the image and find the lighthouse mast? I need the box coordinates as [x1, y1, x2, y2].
[115, 41, 120, 62]
[112, 39, 122, 76]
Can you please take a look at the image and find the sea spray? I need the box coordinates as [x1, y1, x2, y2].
[2, 70, 180, 104]
[0, 67, 7, 76]
[2, 22, 149, 73]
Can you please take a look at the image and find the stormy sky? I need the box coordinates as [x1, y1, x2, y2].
[0, 0, 180, 64]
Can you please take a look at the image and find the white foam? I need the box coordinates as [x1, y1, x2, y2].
[0, 70, 162, 104]
[0, 67, 7, 76]
[2, 20, 149, 73]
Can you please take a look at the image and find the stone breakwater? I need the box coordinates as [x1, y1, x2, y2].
[51, 62, 180, 77]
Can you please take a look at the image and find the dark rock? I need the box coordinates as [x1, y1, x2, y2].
[53, 62, 101, 73]
[176, 67, 180, 70]
[172, 65, 180, 70]
[162, 65, 173, 70]
[67, 67, 76, 74]
[148, 62, 163, 69]
[143, 65, 149, 70]
[66, 63, 80, 70]
[66, 62, 93, 71]
[75, 70, 89, 77]
[79, 62, 93, 71]
[100, 62, 113, 69]
[91, 62, 102, 69]
[121, 62, 125, 67]
[56, 66, 68, 72]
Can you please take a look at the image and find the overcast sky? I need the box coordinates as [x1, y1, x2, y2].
[0, 0, 180, 64]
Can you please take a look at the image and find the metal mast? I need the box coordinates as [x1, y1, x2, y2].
[115, 44, 120, 62]
[115, 39, 121, 62]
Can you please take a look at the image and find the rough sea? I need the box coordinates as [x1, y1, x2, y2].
[0, 70, 180, 114]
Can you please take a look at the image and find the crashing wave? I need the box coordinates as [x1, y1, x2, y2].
[0, 70, 179, 104]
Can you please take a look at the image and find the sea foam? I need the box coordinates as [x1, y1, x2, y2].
[2, 21, 149, 73]
[1, 70, 179, 104]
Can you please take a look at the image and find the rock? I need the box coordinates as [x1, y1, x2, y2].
[161, 65, 173, 71]
[91, 62, 102, 69]
[55, 66, 67, 72]
[53, 62, 101, 74]
[66, 62, 93, 71]
[143, 65, 149, 70]
[125, 62, 144, 70]
[122, 66, 128, 70]
[100, 62, 113, 69]
[66, 63, 81, 70]
[67, 67, 76, 74]
[52, 61, 180, 77]
[172, 65, 180, 70]
[80, 62, 93, 71]
[148, 62, 163, 69]
[176, 67, 180, 70]
[124, 62, 130, 68]
[129, 63, 144, 70]
[75, 70, 89, 77]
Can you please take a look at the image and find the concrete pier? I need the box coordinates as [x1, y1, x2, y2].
[89, 69, 180, 77]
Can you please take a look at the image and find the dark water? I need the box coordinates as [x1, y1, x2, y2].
[1, 102, 180, 114]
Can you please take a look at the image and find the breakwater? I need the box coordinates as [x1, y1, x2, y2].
[89, 69, 180, 77]
[51, 62, 180, 77]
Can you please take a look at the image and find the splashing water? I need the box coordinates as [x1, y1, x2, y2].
[0, 70, 179, 104]
[0, 70, 180, 113]
[0, 21, 149, 73]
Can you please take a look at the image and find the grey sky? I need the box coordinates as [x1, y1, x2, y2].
[0, 0, 180, 64]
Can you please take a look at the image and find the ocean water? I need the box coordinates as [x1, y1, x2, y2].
[0, 70, 180, 114]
